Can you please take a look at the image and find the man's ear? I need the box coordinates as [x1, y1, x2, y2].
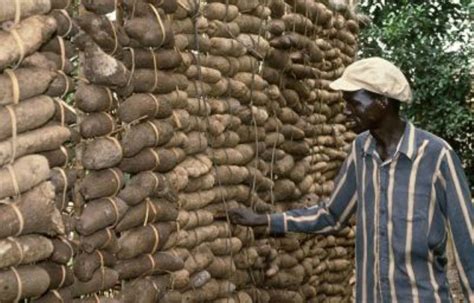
[375, 96, 389, 109]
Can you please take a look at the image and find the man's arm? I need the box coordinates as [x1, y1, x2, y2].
[438, 148, 474, 301]
[269, 141, 358, 234]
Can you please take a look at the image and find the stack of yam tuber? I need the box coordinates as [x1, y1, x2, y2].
[0, 0, 362, 301]
[71, 2, 127, 299]
[0, 1, 76, 300]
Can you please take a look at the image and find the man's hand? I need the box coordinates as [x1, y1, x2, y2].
[228, 208, 268, 227]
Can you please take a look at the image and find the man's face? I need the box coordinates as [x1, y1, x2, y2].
[342, 90, 387, 133]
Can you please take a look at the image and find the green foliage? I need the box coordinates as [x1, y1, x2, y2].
[358, 0, 474, 187]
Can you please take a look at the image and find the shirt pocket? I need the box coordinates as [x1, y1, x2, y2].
[392, 188, 431, 222]
[391, 190, 431, 257]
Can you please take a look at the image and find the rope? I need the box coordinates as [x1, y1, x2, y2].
[53, 167, 68, 210]
[59, 236, 73, 259]
[146, 121, 160, 146]
[13, 0, 21, 24]
[105, 197, 120, 227]
[107, 18, 118, 55]
[51, 290, 64, 303]
[7, 237, 23, 265]
[148, 4, 167, 47]
[59, 10, 73, 37]
[149, 171, 160, 191]
[145, 254, 156, 275]
[6, 165, 20, 197]
[150, 48, 159, 92]
[9, 29, 25, 68]
[108, 168, 122, 196]
[148, 93, 160, 118]
[5, 69, 20, 105]
[149, 224, 160, 253]
[172, 111, 182, 128]
[150, 149, 161, 170]
[11, 266, 22, 303]
[103, 112, 116, 135]
[55, 98, 66, 127]
[97, 250, 105, 268]
[105, 87, 114, 110]
[58, 265, 66, 288]
[5, 106, 17, 163]
[57, 36, 66, 71]
[143, 198, 151, 226]
[59, 146, 69, 168]
[125, 48, 135, 86]
[57, 70, 70, 98]
[100, 228, 113, 250]
[97, 250, 105, 290]
[148, 276, 160, 299]
[108, 136, 123, 157]
[130, 0, 138, 18]
[143, 198, 158, 227]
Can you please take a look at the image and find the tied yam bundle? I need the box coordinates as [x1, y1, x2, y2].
[49, 237, 76, 264]
[0, 0, 52, 23]
[38, 261, 74, 289]
[117, 222, 175, 259]
[70, 267, 119, 297]
[0, 155, 50, 199]
[0, 68, 57, 105]
[39, 147, 70, 168]
[117, 171, 168, 205]
[0, 182, 64, 239]
[76, 11, 129, 55]
[130, 69, 187, 94]
[116, 198, 178, 232]
[123, 48, 183, 71]
[81, 136, 123, 170]
[0, 95, 55, 141]
[0, 15, 57, 69]
[0, 235, 53, 269]
[79, 168, 124, 200]
[80, 228, 119, 254]
[119, 147, 186, 174]
[120, 119, 174, 157]
[120, 275, 173, 303]
[75, 197, 128, 236]
[118, 93, 173, 123]
[73, 250, 116, 282]
[81, 40, 130, 87]
[0, 124, 70, 166]
[79, 112, 117, 138]
[75, 83, 116, 113]
[0, 265, 51, 302]
[115, 252, 184, 279]
[125, 9, 174, 48]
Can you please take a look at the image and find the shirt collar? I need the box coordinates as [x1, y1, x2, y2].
[363, 121, 417, 161]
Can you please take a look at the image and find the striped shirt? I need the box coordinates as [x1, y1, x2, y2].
[269, 122, 474, 302]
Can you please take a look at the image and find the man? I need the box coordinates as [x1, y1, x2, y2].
[229, 57, 474, 302]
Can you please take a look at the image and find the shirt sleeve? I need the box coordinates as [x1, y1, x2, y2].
[438, 148, 474, 301]
[269, 141, 358, 234]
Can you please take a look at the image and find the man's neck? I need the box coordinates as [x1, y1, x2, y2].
[370, 115, 406, 160]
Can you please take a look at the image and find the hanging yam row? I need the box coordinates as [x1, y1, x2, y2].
[0, 0, 361, 301]
[0, 1, 76, 302]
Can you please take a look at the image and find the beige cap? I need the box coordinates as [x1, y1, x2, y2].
[329, 57, 412, 103]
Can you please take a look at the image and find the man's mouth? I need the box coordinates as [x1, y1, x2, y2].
[346, 118, 359, 129]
